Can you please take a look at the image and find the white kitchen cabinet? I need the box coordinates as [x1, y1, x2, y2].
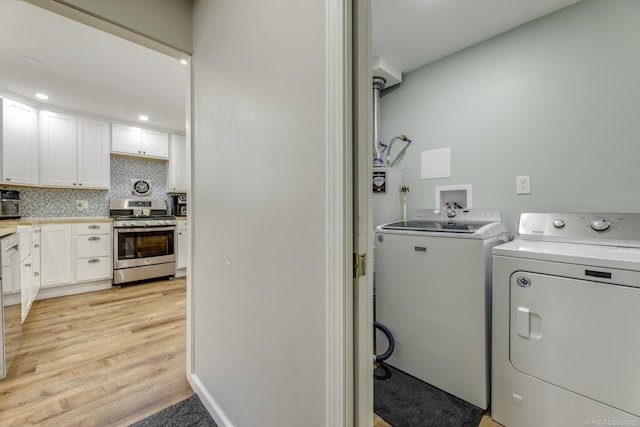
[1, 97, 39, 186]
[167, 134, 188, 192]
[31, 226, 41, 293]
[20, 255, 32, 323]
[75, 223, 111, 282]
[76, 117, 110, 188]
[40, 111, 110, 189]
[111, 124, 169, 160]
[176, 219, 187, 275]
[40, 224, 73, 288]
[17, 225, 38, 323]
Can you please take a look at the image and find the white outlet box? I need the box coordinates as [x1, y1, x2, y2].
[516, 176, 531, 195]
[76, 200, 89, 211]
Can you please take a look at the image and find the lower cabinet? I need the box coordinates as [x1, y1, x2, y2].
[176, 219, 187, 275]
[40, 224, 73, 287]
[75, 223, 111, 282]
[40, 222, 112, 291]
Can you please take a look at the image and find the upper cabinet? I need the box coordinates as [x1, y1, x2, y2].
[112, 124, 169, 160]
[1, 97, 39, 186]
[167, 134, 188, 193]
[40, 111, 110, 189]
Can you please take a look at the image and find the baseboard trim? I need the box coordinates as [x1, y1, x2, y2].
[188, 373, 235, 427]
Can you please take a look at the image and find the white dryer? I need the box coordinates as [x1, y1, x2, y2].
[375, 208, 509, 409]
[492, 213, 640, 426]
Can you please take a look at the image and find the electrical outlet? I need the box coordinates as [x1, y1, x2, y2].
[76, 200, 89, 211]
[516, 176, 531, 195]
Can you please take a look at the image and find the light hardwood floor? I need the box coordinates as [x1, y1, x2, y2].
[1, 277, 502, 426]
[0, 277, 193, 426]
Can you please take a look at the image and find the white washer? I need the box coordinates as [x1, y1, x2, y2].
[492, 213, 640, 426]
[375, 208, 509, 409]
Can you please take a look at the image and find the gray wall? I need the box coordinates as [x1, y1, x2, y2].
[379, 0, 640, 232]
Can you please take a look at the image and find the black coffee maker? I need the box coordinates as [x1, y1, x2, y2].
[170, 194, 187, 216]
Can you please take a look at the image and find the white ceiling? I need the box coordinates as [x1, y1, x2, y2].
[373, 0, 581, 81]
[0, 0, 188, 133]
[0, 0, 581, 133]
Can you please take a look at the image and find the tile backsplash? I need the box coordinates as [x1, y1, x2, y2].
[14, 156, 170, 217]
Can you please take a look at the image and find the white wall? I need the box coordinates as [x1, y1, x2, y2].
[379, 0, 640, 231]
[191, 1, 333, 426]
[48, 0, 193, 53]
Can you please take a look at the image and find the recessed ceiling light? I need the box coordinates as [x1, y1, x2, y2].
[35, 93, 49, 100]
[139, 115, 149, 121]
[180, 59, 188, 65]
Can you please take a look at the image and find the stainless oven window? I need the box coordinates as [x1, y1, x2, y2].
[116, 228, 175, 261]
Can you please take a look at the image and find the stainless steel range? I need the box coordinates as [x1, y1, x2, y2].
[110, 199, 176, 285]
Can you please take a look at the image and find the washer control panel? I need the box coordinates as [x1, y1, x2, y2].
[518, 213, 640, 247]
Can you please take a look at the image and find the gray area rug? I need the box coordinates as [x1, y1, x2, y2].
[374, 364, 484, 427]
[130, 394, 217, 427]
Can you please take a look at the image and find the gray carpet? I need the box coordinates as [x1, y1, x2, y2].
[130, 394, 217, 427]
[374, 364, 484, 427]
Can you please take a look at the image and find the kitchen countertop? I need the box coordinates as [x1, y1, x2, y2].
[0, 217, 113, 226]
[0, 226, 17, 238]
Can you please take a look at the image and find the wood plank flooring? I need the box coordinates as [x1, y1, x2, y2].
[0, 278, 193, 426]
[1, 276, 503, 426]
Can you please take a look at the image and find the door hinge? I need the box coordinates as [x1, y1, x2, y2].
[353, 253, 367, 279]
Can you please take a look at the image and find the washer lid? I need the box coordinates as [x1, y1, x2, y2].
[380, 220, 479, 233]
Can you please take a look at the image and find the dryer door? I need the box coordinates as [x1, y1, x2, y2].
[510, 271, 640, 417]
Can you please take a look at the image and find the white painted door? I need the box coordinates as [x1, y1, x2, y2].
[77, 117, 110, 189]
[40, 110, 78, 187]
[352, 1, 374, 425]
[1, 98, 39, 186]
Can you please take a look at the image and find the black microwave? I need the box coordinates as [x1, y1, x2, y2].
[0, 189, 21, 219]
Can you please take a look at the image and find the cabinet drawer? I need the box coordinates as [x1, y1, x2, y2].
[76, 223, 111, 235]
[76, 256, 111, 282]
[76, 235, 111, 257]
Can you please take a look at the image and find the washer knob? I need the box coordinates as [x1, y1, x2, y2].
[446, 209, 456, 218]
[553, 219, 565, 229]
[590, 218, 611, 232]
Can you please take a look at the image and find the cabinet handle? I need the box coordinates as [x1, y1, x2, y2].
[88, 259, 100, 264]
[5, 177, 10, 181]
[79, 183, 83, 186]
[73, 183, 77, 186]
[25, 263, 31, 267]
[34, 228, 41, 233]
[34, 243, 40, 248]
[88, 236, 101, 241]
[34, 272, 39, 277]
[88, 225, 101, 230]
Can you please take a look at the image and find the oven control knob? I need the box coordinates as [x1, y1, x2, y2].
[590, 218, 611, 232]
[553, 219, 565, 229]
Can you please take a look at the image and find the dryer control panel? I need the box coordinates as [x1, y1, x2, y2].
[518, 212, 640, 247]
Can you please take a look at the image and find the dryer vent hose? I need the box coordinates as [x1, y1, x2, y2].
[374, 321, 395, 363]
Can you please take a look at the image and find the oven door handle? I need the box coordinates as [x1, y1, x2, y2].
[115, 226, 176, 233]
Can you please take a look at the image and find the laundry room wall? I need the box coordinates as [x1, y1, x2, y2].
[379, 0, 640, 231]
